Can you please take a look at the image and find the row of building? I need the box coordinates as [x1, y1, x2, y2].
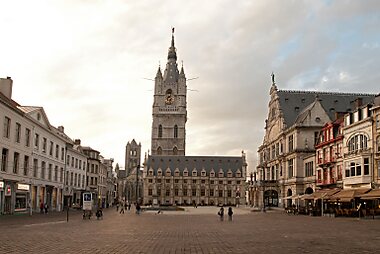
[0, 77, 117, 214]
[250, 78, 379, 208]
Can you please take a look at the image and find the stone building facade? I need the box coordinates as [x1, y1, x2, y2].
[252, 77, 375, 208]
[151, 31, 187, 156]
[143, 30, 247, 206]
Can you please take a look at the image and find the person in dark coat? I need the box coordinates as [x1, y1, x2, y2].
[218, 207, 224, 221]
[228, 207, 233, 221]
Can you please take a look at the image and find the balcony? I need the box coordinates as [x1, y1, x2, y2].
[316, 178, 337, 186]
[317, 157, 336, 166]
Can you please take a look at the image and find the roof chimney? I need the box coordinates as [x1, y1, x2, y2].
[351, 98, 363, 109]
[374, 94, 380, 107]
[0, 77, 13, 99]
[74, 139, 81, 145]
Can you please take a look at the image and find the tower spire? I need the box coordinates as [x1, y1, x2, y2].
[168, 27, 177, 61]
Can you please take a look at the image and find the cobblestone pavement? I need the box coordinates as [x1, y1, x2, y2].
[0, 207, 379, 254]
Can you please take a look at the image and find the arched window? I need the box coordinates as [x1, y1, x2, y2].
[174, 125, 178, 138]
[158, 125, 163, 138]
[157, 147, 162, 155]
[347, 134, 368, 152]
[173, 147, 178, 155]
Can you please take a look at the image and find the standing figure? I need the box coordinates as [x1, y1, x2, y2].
[119, 200, 125, 214]
[228, 207, 233, 221]
[44, 203, 49, 214]
[218, 207, 224, 221]
[116, 202, 119, 212]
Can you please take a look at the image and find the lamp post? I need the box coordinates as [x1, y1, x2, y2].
[136, 165, 140, 204]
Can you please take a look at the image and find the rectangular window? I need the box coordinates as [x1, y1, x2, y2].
[364, 158, 369, 175]
[1, 148, 8, 172]
[33, 159, 38, 177]
[25, 128, 30, 147]
[79, 160, 82, 169]
[356, 163, 361, 176]
[61, 147, 65, 161]
[94, 177, 97, 185]
[305, 161, 314, 177]
[3, 116, 11, 138]
[183, 189, 187, 196]
[350, 162, 356, 177]
[75, 158, 78, 168]
[23, 155, 29, 176]
[345, 168, 350, 178]
[288, 135, 294, 152]
[70, 172, 73, 186]
[288, 158, 294, 178]
[201, 189, 205, 196]
[74, 173, 77, 187]
[55, 144, 59, 158]
[227, 190, 232, 197]
[157, 188, 161, 196]
[192, 189, 196, 196]
[54, 166, 58, 181]
[166, 189, 170, 196]
[41, 161, 46, 179]
[148, 189, 153, 196]
[219, 190, 223, 197]
[210, 189, 214, 197]
[337, 165, 342, 180]
[78, 174, 81, 187]
[376, 115, 380, 129]
[13, 152, 19, 174]
[48, 164, 52, 180]
[15, 122, 21, 143]
[34, 133, 39, 149]
[49, 141, 53, 156]
[42, 138, 47, 153]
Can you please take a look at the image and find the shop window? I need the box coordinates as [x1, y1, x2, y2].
[15, 194, 27, 211]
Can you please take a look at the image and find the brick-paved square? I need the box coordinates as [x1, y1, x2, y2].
[0, 207, 379, 254]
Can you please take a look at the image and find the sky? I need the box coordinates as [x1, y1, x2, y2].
[1, 0, 379, 171]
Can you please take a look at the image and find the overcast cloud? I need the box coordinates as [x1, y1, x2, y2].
[1, 0, 379, 170]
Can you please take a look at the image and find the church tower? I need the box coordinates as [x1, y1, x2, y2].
[151, 29, 187, 156]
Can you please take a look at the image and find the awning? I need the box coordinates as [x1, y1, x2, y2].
[298, 194, 314, 200]
[282, 195, 301, 200]
[312, 189, 341, 201]
[360, 189, 380, 200]
[329, 188, 371, 202]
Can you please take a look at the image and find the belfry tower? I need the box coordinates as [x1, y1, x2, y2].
[151, 29, 187, 156]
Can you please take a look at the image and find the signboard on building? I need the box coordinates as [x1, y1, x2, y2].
[5, 185, 11, 196]
[83, 192, 92, 211]
[17, 184, 30, 191]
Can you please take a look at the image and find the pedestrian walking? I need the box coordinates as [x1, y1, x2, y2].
[136, 203, 141, 215]
[116, 202, 119, 212]
[119, 200, 125, 214]
[40, 201, 44, 214]
[228, 207, 233, 221]
[44, 203, 49, 214]
[218, 206, 224, 221]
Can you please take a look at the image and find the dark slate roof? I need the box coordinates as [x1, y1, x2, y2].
[277, 90, 376, 127]
[146, 155, 243, 175]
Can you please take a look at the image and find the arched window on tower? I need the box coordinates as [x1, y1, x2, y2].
[157, 147, 162, 155]
[158, 125, 163, 138]
[174, 125, 178, 138]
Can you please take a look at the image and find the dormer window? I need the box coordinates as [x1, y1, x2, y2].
[183, 169, 188, 177]
[157, 169, 162, 176]
[165, 169, 171, 177]
[192, 170, 197, 177]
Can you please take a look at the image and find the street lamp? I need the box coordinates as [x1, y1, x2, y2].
[136, 165, 140, 204]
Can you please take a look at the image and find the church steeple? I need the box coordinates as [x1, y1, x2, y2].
[163, 28, 179, 83]
[155, 66, 163, 79]
[167, 28, 177, 61]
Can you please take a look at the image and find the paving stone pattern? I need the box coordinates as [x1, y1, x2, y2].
[0, 207, 379, 254]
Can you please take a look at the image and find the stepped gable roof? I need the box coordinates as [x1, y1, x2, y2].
[146, 155, 243, 175]
[277, 90, 376, 127]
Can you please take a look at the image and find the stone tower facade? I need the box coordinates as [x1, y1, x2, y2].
[151, 30, 187, 156]
[125, 139, 141, 176]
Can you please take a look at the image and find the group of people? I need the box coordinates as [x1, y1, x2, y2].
[39, 201, 49, 214]
[218, 206, 233, 221]
[116, 200, 141, 214]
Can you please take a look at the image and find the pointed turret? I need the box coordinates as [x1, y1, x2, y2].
[155, 66, 163, 79]
[179, 63, 186, 79]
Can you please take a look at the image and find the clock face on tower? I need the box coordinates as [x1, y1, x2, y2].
[165, 91, 174, 105]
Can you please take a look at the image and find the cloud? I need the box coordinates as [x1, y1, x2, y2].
[1, 0, 379, 170]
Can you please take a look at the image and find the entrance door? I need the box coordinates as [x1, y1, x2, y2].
[4, 196, 12, 214]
